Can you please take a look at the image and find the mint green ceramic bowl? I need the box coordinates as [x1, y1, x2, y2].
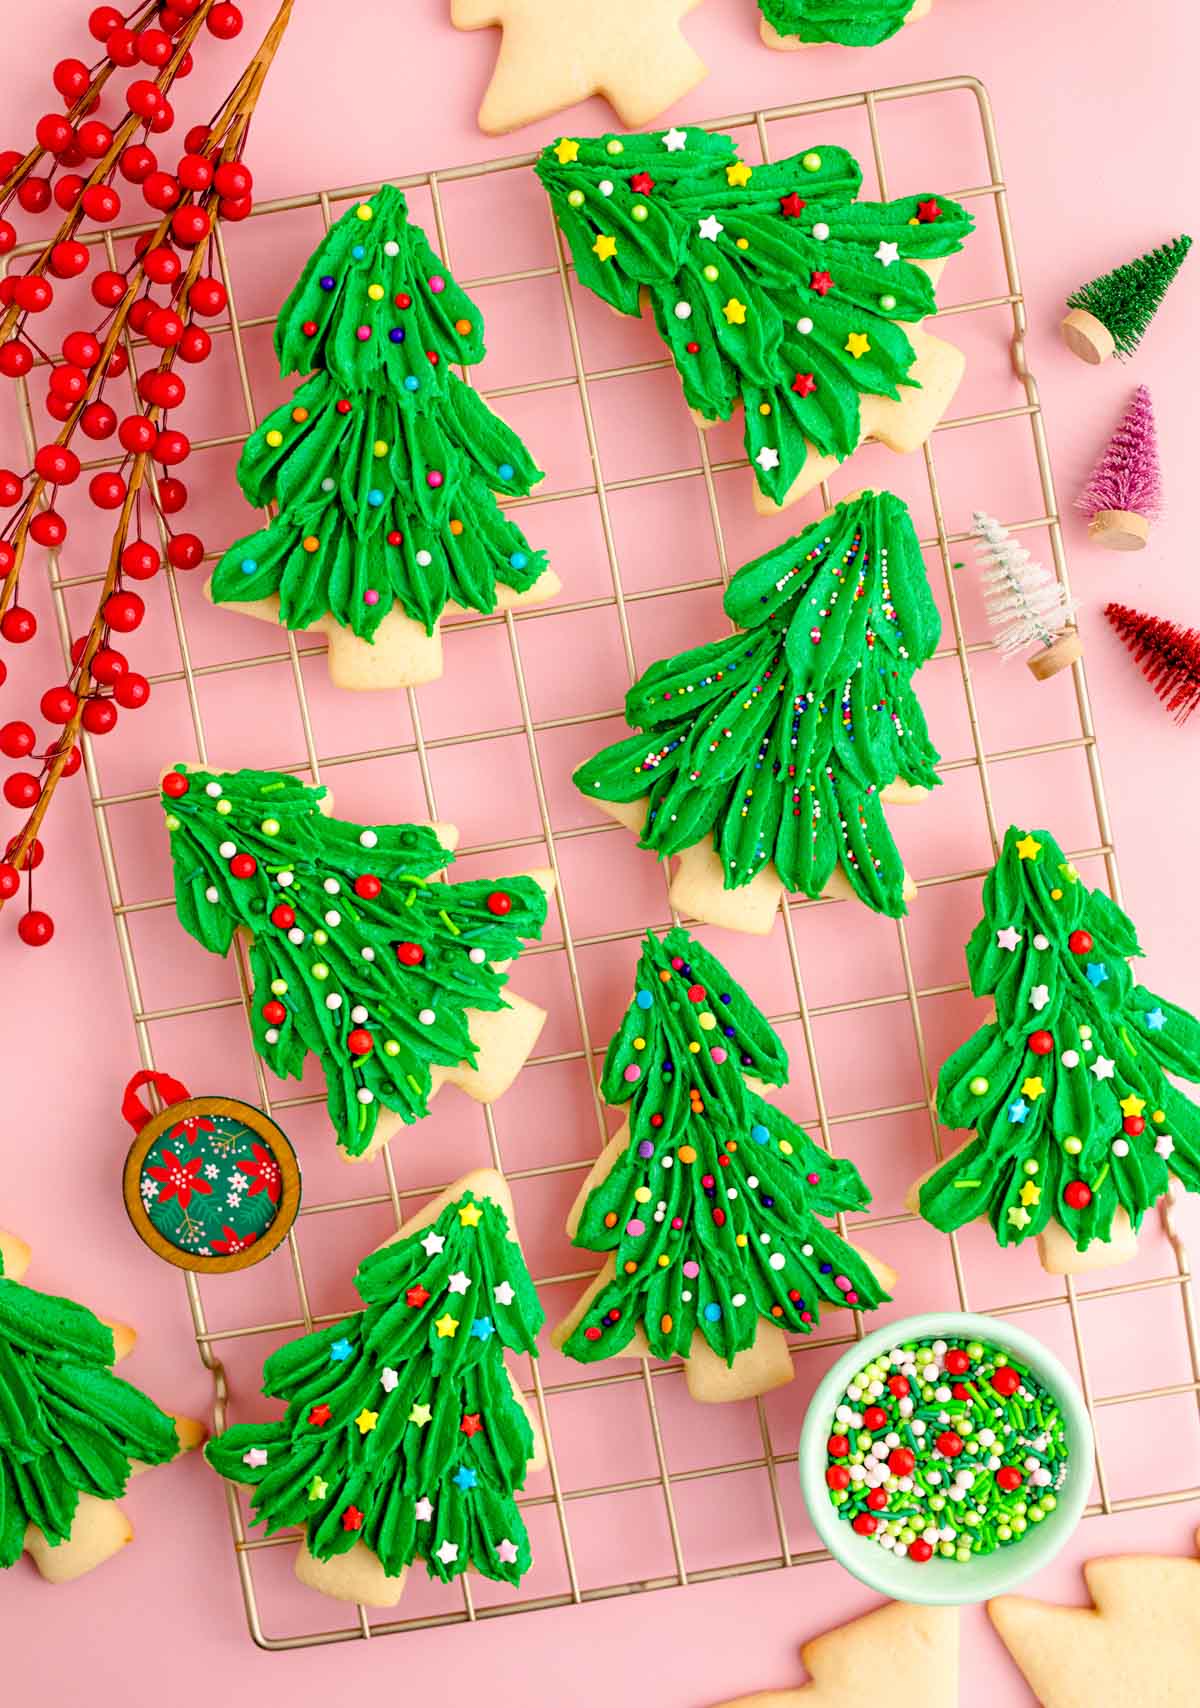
[799, 1311, 1093, 1606]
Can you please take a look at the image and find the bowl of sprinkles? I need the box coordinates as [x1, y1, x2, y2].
[799, 1312, 1093, 1604]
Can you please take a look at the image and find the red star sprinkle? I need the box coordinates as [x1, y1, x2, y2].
[791, 372, 818, 397]
[916, 199, 941, 222]
[460, 1412, 484, 1437]
[630, 172, 655, 195]
[809, 270, 834, 296]
[779, 192, 806, 218]
[406, 1285, 430, 1308]
[308, 1404, 332, 1427]
[342, 1505, 364, 1532]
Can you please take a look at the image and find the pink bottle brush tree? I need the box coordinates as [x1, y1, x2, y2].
[1077, 386, 1162, 551]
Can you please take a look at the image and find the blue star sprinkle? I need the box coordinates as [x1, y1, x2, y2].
[330, 1338, 354, 1362]
[453, 1466, 478, 1490]
[469, 1317, 495, 1341]
[1008, 1100, 1029, 1125]
[1086, 963, 1108, 986]
[1145, 1007, 1167, 1031]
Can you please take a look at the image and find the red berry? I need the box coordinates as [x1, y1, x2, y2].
[218, 194, 252, 223]
[0, 862, 17, 899]
[92, 270, 128, 308]
[48, 363, 87, 403]
[7, 834, 43, 870]
[126, 79, 162, 119]
[936, 1430, 964, 1458]
[62, 330, 101, 368]
[17, 910, 54, 947]
[996, 1466, 1023, 1492]
[262, 999, 286, 1025]
[395, 941, 424, 966]
[45, 395, 75, 424]
[14, 275, 53, 314]
[213, 160, 252, 199]
[165, 532, 203, 572]
[82, 183, 121, 222]
[34, 444, 81, 484]
[1028, 1029, 1053, 1056]
[161, 769, 189, 797]
[944, 1347, 971, 1375]
[143, 246, 181, 285]
[121, 539, 160, 579]
[149, 99, 175, 135]
[40, 686, 78, 723]
[0, 342, 33, 378]
[183, 124, 211, 154]
[990, 1365, 1021, 1398]
[0, 607, 36, 644]
[178, 325, 211, 364]
[80, 400, 117, 439]
[76, 119, 113, 158]
[103, 590, 144, 632]
[188, 276, 226, 316]
[347, 1027, 373, 1055]
[171, 205, 210, 246]
[53, 175, 84, 212]
[4, 772, 41, 809]
[89, 471, 127, 509]
[58, 745, 80, 781]
[886, 1374, 910, 1397]
[140, 369, 186, 409]
[0, 720, 35, 758]
[0, 468, 20, 505]
[89, 4, 125, 39]
[146, 307, 184, 348]
[1068, 929, 1094, 955]
[354, 873, 382, 899]
[156, 427, 190, 463]
[865, 1487, 888, 1511]
[887, 1447, 916, 1477]
[49, 241, 89, 278]
[207, 3, 244, 38]
[825, 1464, 850, 1490]
[229, 852, 256, 878]
[114, 671, 149, 709]
[91, 646, 128, 685]
[81, 697, 118, 735]
[487, 889, 512, 916]
[177, 153, 213, 191]
[270, 903, 295, 929]
[16, 178, 52, 214]
[157, 476, 187, 513]
[54, 58, 91, 100]
[827, 1434, 850, 1457]
[120, 144, 157, 183]
[137, 28, 173, 65]
[862, 1405, 887, 1432]
[0, 220, 14, 256]
[36, 113, 75, 155]
[908, 1539, 934, 1563]
[119, 415, 157, 455]
[142, 171, 180, 211]
[106, 25, 139, 66]
[29, 510, 68, 546]
[851, 1513, 877, 1536]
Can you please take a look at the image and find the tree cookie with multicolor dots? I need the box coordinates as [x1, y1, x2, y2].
[909, 825, 1200, 1275]
[536, 129, 972, 514]
[714, 1599, 959, 1708]
[209, 185, 558, 691]
[160, 764, 554, 1164]
[0, 1228, 204, 1584]
[205, 1170, 545, 1607]
[553, 927, 895, 1403]
[759, 0, 933, 53]
[451, 0, 707, 134]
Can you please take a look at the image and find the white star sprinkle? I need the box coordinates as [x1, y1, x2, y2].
[447, 1271, 471, 1295]
[414, 1496, 433, 1523]
[495, 1538, 519, 1564]
[698, 214, 724, 242]
[996, 926, 1022, 952]
[1090, 1055, 1116, 1081]
[755, 446, 780, 472]
[875, 241, 900, 266]
[1029, 984, 1050, 1012]
[380, 1367, 399, 1393]
[435, 1540, 459, 1565]
[242, 1447, 269, 1469]
[420, 1230, 446, 1257]
[662, 127, 687, 152]
[493, 1281, 515, 1307]
[1156, 1133, 1175, 1158]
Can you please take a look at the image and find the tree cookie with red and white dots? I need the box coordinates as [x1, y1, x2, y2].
[209, 186, 558, 690]
[160, 764, 555, 1163]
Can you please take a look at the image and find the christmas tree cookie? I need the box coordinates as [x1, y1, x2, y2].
[759, 0, 932, 53]
[553, 928, 894, 1402]
[1061, 235, 1191, 365]
[716, 1601, 958, 1708]
[206, 1171, 544, 1607]
[209, 186, 559, 690]
[161, 765, 553, 1163]
[907, 826, 1200, 1274]
[0, 1228, 203, 1584]
[574, 490, 941, 932]
[536, 130, 973, 514]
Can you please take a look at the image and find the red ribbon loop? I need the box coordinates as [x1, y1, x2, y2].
[121, 1069, 192, 1133]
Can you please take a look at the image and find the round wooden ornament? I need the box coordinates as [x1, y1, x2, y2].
[121, 1070, 301, 1274]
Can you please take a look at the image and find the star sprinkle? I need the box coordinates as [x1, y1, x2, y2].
[308, 1404, 332, 1427]
[434, 1312, 460, 1338]
[447, 1271, 471, 1295]
[355, 1408, 379, 1435]
[662, 127, 688, 152]
[791, 372, 818, 397]
[1008, 1100, 1029, 1124]
[698, 214, 724, 241]
[809, 270, 833, 296]
[1016, 834, 1042, 860]
[996, 926, 1023, 952]
[342, 1505, 364, 1532]
[1029, 984, 1050, 1012]
[242, 1447, 269, 1469]
[1156, 1133, 1175, 1157]
[409, 1401, 433, 1427]
[722, 297, 747, 325]
[755, 446, 780, 471]
[1021, 1077, 1046, 1101]
[845, 332, 871, 359]
[453, 1466, 478, 1491]
[875, 240, 900, 266]
[1007, 1205, 1031, 1230]
[726, 162, 752, 188]
[380, 1367, 399, 1393]
[779, 192, 806, 218]
[435, 1540, 459, 1565]
[1059, 861, 1079, 884]
[1145, 1007, 1167, 1030]
[1119, 1094, 1147, 1118]
[308, 1477, 328, 1502]
[414, 1496, 433, 1523]
[494, 1281, 515, 1307]
[420, 1231, 445, 1257]
[458, 1201, 483, 1229]
[916, 199, 941, 223]
[1090, 1055, 1116, 1081]
[630, 171, 655, 195]
[470, 1316, 495, 1341]
[329, 1338, 353, 1362]
[461, 1412, 484, 1437]
[405, 1284, 430, 1308]
[553, 138, 580, 165]
[1019, 1181, 1041, 1207]
[1086, 963, 1108, 986]
[496, 1538, 520, 1565]
[592, 234, 617, 263]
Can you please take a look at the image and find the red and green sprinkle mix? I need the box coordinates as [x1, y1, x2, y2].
[824, 1336, 1069, 1564]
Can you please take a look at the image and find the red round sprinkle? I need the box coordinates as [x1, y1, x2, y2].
[862, 1406, 887, 1432]
[262, 1000, 286, 1025]
[827, 1433, 849, 1457]
[851, 1513, 877, 1536]
[271, 904, 295, 929]
[687, 983, 705, 1002]
[162, 771, 189, 798]
[1028, 1029, 1053, 1055]
[936, 1430, 964, 1458]
[996, 1466, 1023, 1492]
[354, 873, 382, 899]
[347, 1027, 373, 1055]
[909, 1539, 934, 1563]
[395, 941, 424, 966]
[866, 1488, 888, 1511]
[990, 1365, 1021, 1398]
[1068, 928, 1093, 954]
[888, 1447, 915, 1477]
[944, 1348, 971, 1376]
[887, 1374, 910, 1397]
[487, 889, 512, 915]
[825, 1464, 850, 1490]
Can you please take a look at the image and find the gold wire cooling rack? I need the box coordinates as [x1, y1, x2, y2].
[7, 73, 1200, 1650]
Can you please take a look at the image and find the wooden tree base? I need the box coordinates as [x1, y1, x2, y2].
[1088, 508, 1150, 551]
[759, 0, 932, 51]
[1027, 631, 1083, 681]
[1060, 308, 1116, 365]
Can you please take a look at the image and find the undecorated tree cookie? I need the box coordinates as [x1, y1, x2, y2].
[0, 1229, 203, 1584]
[205, 1171, 544, 1607]
[714, 1599, 959, 1707]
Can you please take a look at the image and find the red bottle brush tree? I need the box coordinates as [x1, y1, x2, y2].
[1106, 603, 1200, 725]
[0, 0, 294, 949]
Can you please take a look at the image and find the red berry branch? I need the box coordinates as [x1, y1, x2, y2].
[0, 0, 294, 946]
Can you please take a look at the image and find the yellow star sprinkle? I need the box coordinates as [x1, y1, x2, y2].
[458, 1201, 483, 1229]
[355, 1408, 379, 1435]
[726, 162, 752, 187]
[434, 1313, 460, 1338]
[408, 1402, 432, 1427]
[845, 332, 871, 359]
[592, 233, 617, 263]
[1019, 1181, 1041, 1207]
[1021, 1076, 1046, 1101]
[308, 1476, 328, 1502]
[1058, 861, 1079, 884]
[1120, 1093, 1147, 1118]
[1016, 834, 1042, 860]
[722, 297, 748, 325]
[554, 138, 580, 165]
[1007, 1205, 1031, 1229]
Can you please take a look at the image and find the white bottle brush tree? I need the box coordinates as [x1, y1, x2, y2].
[973, 513, 1079, 681]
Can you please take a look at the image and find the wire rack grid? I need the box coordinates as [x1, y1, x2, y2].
[7, 73, 1200, 1650]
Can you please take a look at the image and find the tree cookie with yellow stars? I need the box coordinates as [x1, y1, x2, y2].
[713, 1600, 959, 1708]
[451, 0, 707, 134]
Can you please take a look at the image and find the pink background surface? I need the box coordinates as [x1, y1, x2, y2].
[3, 0, 1200, 1702]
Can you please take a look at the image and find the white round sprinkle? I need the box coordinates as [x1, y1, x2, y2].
[599, 179, 613, 196]
[419, 1008, 436, 1025]
[468, 947, 486, 963]
[324, 910, 341, 927]
[323, 878, 340, 895]
[287, 927, 305, 945]
[325, 993, 342, 1010]
[264, 1027, 279, 1045]
[812, 222, 830, 240]
[1033, 933, 1049, 949]
[768, 1252, 785, 1270]
[416, 550, 432, 567]
[796, 316, 813, 335]
[359, 829, 378, 848]
[277, 871, 294, 888]
[384, 240, 399, 257]
[674, 301, 692, 320]
[205, 781, 222, 797]
[801, 1243, 813, 1257]
[321, 477, 335, 493]
[1112, 1138, 1130, 1157]
[1061, 1049, 1080, 1068]
[731, 1293, 746, 1307]
[351, 1005, 368, 1023]
[218, 840, 237, 858]
[205, 885, 219, 903]
[357, 1087, 374, 1104]
[361, 946, 375, 961]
